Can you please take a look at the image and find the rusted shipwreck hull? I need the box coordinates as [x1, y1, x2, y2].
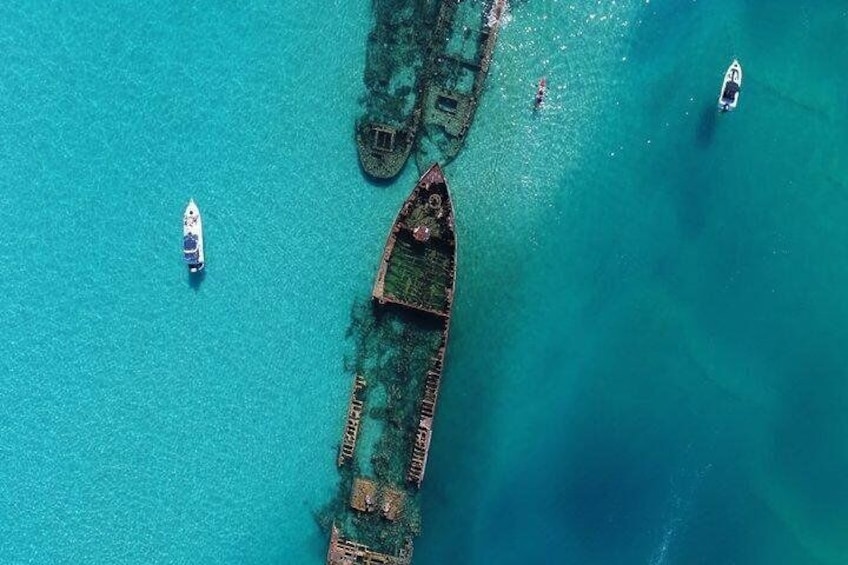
[327, 164, 456, 564]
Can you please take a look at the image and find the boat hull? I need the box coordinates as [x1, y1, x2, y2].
[183, 200, 204, 273]
[356, 119, 418, 180]
[718, 60, 743, 111]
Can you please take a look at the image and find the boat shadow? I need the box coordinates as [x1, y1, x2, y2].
[188, 269, 206, 290]
[695, 104, 718, 148]
[675, 173, 709, 240]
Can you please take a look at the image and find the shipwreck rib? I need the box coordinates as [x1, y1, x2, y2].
[338, 375, 367, 467]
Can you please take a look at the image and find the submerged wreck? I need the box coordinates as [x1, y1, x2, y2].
[356, 0, 440, 180]
[325, 165, 456, 564]
[415, 0, 507, 171]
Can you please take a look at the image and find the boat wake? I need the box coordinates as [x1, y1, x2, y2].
[648, 513, 677, 565]
[648, 461, 713, 565]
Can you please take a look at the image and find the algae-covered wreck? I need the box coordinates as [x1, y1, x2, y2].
[324, 165, 456, 564]
[356, 0, 440, 180]
[356, 0, 507, 180]
[415, 0, 507, 171]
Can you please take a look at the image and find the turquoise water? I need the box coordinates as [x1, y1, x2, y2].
[1, 1, 846, 564]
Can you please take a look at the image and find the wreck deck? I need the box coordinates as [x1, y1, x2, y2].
[328, 525, 413, 565]
[354, 1, 439, 180]
[373, 164, 456, 317]
[357, 117, 420, 180]
[415, 0, 507, 171]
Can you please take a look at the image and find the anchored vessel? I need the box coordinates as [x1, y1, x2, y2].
[327, 164, 456, 564]
[356, 1, 440, 180]
[182, 199, 204, 273]
[415, 0, 507, 171]
[718, 59, 743, 112]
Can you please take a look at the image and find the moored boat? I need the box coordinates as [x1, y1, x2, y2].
[183, 199, 204, 273]
[718, 59, 743, 112]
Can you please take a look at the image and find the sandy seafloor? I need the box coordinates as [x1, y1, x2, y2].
[0, 1, 846, 563]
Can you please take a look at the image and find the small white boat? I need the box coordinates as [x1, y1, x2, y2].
[183, 199, 204, 273]
[718, 59, 742, 112]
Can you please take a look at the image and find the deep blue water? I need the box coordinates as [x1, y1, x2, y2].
[1, 1, 846, 564]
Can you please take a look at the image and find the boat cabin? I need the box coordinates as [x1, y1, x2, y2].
[183, 234, 199, 264]
[722, 81, 740, 101]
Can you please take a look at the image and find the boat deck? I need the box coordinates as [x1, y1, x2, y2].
[373, 166, 455, 317]
[381, 233, 453, 315]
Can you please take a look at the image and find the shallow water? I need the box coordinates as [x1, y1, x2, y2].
[0, 1, 846, 563]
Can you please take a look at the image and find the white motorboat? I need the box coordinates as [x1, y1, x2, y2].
[183, 199, 204, 273]
[718, 59, 742, 112]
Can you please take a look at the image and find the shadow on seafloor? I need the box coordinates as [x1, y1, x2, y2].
[188, 269, 206, 291]
[695, 104, 719, 148]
